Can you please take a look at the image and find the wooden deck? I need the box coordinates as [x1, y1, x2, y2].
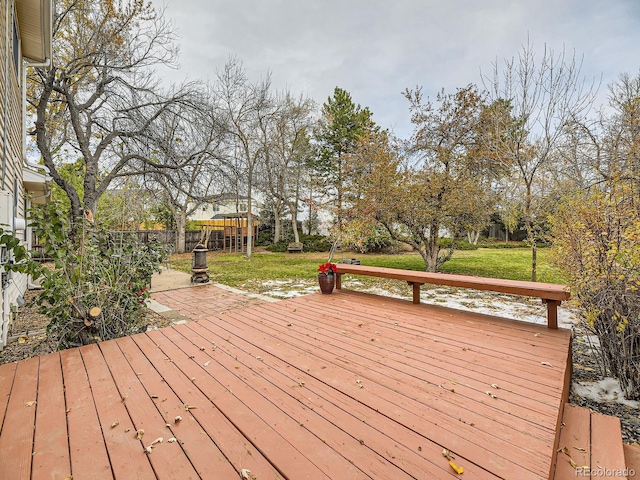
[0, 287, 573, 479]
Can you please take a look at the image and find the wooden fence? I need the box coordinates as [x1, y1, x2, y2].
[115, 230, 225, 252]
[32, 230, 226, 259]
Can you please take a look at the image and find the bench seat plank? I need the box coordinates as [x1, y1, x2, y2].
[334, 264, 570, 329]
[335, 264, 569, 301]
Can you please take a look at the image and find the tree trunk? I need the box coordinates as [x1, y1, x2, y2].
[273, 206, 281, 243]
[290, 202, 300, 243]
[505, 229, 509, 243]
[246, 182, 253, 258]
[524, 184, 536, 282]
[426, 221, 440, 272]
[174, 210, 187, 253]
[531, 239, 537, 282]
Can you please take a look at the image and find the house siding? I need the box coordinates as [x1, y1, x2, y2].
[0, 0, 42, 349]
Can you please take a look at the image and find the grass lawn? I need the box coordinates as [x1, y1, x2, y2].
[168, 246, 566, 293]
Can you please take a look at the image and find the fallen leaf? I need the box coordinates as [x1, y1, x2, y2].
[150, 437, 163, 446]
[534, 333, 540, 337]
[174, 416, 182, 423]
[240, 468, 256, 479]
[24, 401, 36, 407]
[558, 446, 570, 456]
[449, 459, 464, 474]
[573, 446, 588, 453]
[167, 437, 177, 443]
[110, 422, 119, 428]
[135, 429, 144, 440]
[541, 361, 553, 367]
[485, 391, 497, 399]
[18, 336, 28, 344]
[144, 446, 153, 454]
[203, 361, 210, 367]
[490, 384, 499, 389]
[570, 459, 578, 469]
[199, 346, 205, 351]
[442, 448, 454, 459]
[184, 404, 196, 411]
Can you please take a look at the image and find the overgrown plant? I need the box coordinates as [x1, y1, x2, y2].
[551, 189, 640, 399]
[29, 203, 169, 349]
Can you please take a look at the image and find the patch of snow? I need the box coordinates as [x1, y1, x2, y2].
[262, 280, 295, 286]
[575, 334, 601, 349]
[262, 290, 306, 298]
[146, 299, 172, 313]
[572, 377, 639, 408]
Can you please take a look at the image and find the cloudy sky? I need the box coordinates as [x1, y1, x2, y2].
[158, 0, 640, 138]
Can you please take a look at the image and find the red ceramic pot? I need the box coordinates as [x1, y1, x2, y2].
[318, 273, 335, 294]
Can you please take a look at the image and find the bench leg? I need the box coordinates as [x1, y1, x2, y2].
[336, 273, 342, 290]
[545, 300, 560, 329]
[410, 282, 422, 304]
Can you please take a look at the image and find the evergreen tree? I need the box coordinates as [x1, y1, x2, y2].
[313, 87, 376, 223]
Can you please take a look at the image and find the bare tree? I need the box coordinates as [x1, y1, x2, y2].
[483, 40, 597, 280]
[28, 0, 194, 228]
[140, 99, 227, 253]
[213, 58, 275, 258]
[260, 92, 315, 243]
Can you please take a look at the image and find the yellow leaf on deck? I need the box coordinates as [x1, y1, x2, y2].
[24, 401, 35, 407]
[18, 336, 28, 344]
[570, 459, 578, 469]
[449, 459, 464, 474]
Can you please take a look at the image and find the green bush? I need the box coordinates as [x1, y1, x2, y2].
[265, 234, 332, 253]
[254, 232, 274, 246]
[438, 238, 478, 250]
[29, 203, 170, 349]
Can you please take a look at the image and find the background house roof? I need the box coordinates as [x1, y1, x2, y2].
[15, 0, 52, 63]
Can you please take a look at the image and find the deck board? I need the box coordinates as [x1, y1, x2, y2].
[115, 335, 241, 479]
[0, 361, 16, 433]
[0, 287, 573, 479]
[96, 340, 203, 479]
[79, 343, 158, 480]
[61, 348, 113, 480]
[0, 357, 39, 479]
[31, 353, 70, 480]
[211, 307, 549, 479]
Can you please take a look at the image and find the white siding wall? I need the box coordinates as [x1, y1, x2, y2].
[0, 0, 31, 349]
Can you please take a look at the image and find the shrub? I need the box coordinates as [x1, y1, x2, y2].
[551, 189, 640, 399]
[265, 234, 332, 253]
[438, 238, 478, 250]
[29, 203, 169, 349]
[341, 221, 395, 253]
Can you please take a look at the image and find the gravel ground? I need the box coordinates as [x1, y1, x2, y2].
[1, 288, 638, 446]
[569, 324, 640, 444]
[0, 290, 172, 364]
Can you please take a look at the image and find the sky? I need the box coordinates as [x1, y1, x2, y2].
[157, 0, 640, 138]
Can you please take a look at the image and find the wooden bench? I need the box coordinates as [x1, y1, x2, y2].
[334, 264, 570, 329]
[287, 242, 304, 252]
